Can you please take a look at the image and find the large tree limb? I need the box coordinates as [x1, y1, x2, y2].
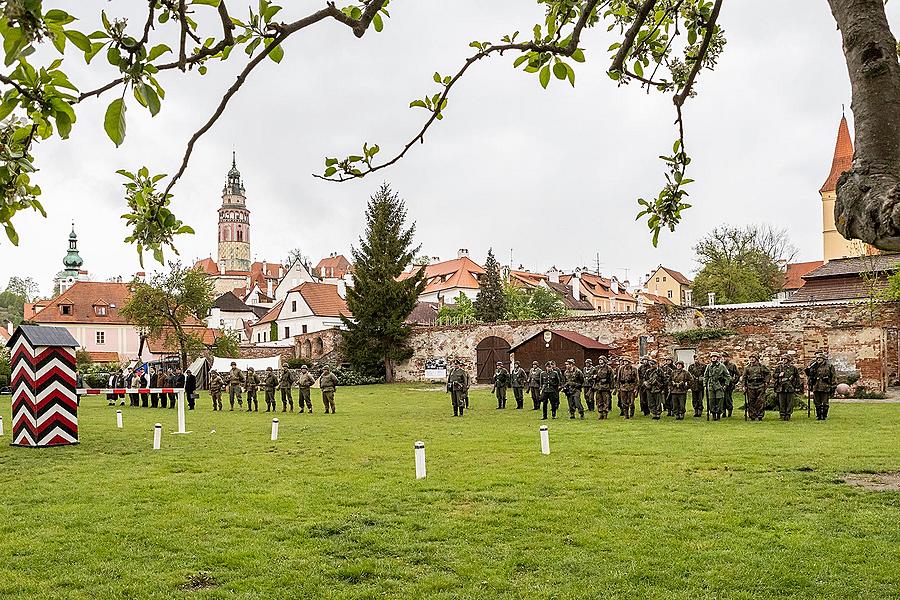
[828, 0, 900, 250]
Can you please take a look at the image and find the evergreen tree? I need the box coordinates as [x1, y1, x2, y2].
[474, 249, 506, 322]
[341, 184, 426, 380]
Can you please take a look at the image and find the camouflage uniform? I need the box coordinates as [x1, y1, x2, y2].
[320, 369, 339, 413]
[296, 367, 315, 413]
[278, 368, 294, 412]
[742, 357, 770, 421]
[264, 368, 278, 412]
[511, 363, 528, 410]
[492, 363, 510, 409]
[228, 365, 244, 411]
[593, 359, 614, 419]
[447, 362, 469, 416]
[637, 358, 651, 416]
[616, 359, 639, 419]
[669, 363, 694, 420]
[723, 355, 740, 418]
[528, 362, 543, 410]
[209, 371, 224, 411]
[661, 359, 675, 416]
[539, 362, 562, 420]
[582, 359, 596, 412]
[806, 354, 836, 420]
[772, 356, 801, 420]
[245, 367, 259, 412]
[703, 355, 732, 420]
[643, 360, 668, 419]
[687, 358, 707, 417]
[563, 360, 585, 419]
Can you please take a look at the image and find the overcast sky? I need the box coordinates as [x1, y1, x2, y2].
[3, 1, 898, 295]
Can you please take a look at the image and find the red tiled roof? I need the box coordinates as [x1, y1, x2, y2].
[509, 270, 547, 287]
[563, 272, 637, 303]
[545, 281, 595, 310]
[510, 329, 614, 352]
[87, 351, 120, 363]
[639, 292, 675, 306]
[784, 275, 888, 304]
[0, 327, 10, 343]
[31, 282, 132, 325]
[783, 261, 824, 290]
[661, 267, 692, 286]
[405, 301, 439, 325]
[146, 327, 220, 354]
[194, 257, 219, 275]
[289, 282, 351, 317]
[399, 256, 484, 294]
[820, 115, 854, 194]
[255, 300, 284, 326]
[315, 254, 352, 278]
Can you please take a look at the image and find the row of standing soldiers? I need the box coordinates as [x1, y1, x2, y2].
[486, 351, 836, 421]
[208, 362, 339, 414]
[105, 367, 197, 409]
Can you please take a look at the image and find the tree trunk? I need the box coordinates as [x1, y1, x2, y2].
[384, 357, 394, 383]
[828, 0, 900, 251]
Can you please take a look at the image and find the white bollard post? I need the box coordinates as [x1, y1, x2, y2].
[153, 423, 162, 450]
[116, 410, 123, 429]
[414, 441, 426, 479]
[540, 425, 550, 455]
[0, 415, 4, 436]
[172, 390, 191, 434]
[271, 418, 279, 441]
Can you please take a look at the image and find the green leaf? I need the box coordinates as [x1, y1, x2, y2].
[268, 43, 284, 63]
[571, 48, 585, 63]
[104, 98, 127, 147]
[0, 97, 17, 121]
[4, 223, 19, 246]
[147, 43, 172, 61]
[553, 62, 567, 80]
[539, 65, 551, 89]
[634, 61, 643, 78]
[372, 12, 383, 32]
[64, 30, 93, 53]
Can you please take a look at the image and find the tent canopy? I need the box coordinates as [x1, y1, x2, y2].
[211, 356, 282, 372]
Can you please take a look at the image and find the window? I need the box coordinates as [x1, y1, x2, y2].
[662, 276, 667, 282]
[96, 331, 105, 345]
[284, 326, 290, 338]
[94, 305, 107, 316]
[655, 277, 660, 282]
[237, 229, 243, 242]
[292, 300, 297, 312]
[60, 304, 72, 315]
[302, 325, 308, 334]
[667, 290, 673, 298]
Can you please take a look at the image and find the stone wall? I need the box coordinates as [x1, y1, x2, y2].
[238, 344, 295, 362]
[394, 303, 900, 391]
[292, 328, 344, 365]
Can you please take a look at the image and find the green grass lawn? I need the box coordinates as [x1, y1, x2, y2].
[1, 384, 898, 599]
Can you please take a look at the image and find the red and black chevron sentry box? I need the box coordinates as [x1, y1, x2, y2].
[5, 325, 79, 447]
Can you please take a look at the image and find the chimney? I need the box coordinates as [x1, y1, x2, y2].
[5, 320, 12, 335]
[336, 279, 347, 299]
[278, 265, 284, 278]
[570, 271, 581, 300]
[684, 289, 693, 306]
[262, 260, 267, 274]
[457, 249, 469, 259]
[343, 272, 354, 288]
[267, 277, 274, 298]
[547, 266, 560, 284]
[209, 307, 221, 328]
[219, 262, 225, 275]
[610, 276, 619, 295]
[707, 292, 716, 307]
[431, 256, 440, 263]
[246, 275, 251, 288]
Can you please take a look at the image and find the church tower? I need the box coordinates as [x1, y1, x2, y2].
[820, 114, 874, 261]
[217, 152, 251, 272]
[55, 223, 84, 295]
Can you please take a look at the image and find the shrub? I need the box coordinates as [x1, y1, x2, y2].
[852, 387, 887, 400]
[672, 328, 736, 343]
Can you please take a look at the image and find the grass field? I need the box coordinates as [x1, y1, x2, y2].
[1, 384, 898, 599]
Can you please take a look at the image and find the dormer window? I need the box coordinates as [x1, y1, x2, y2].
[94, 305, 107, 316]
[60, 304, 73, 315]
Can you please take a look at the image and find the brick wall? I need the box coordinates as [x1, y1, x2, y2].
[394, 303, 900, 391]
[238, 344, 295, 362]
[293, 328, 344, 365]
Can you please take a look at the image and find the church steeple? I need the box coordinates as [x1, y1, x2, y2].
[820, 113, 853, 194]
[224, 151, 245, 197]
[218, 152, 251, 272]
[63, 222, 84, 274]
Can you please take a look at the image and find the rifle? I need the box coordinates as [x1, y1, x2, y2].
[743, 379, 748, 421]
[705, 378, 710, 421]
[807, 384, 812, 419]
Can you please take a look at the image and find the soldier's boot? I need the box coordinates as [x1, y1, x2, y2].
[630, 405, 635, 419]
[254, 401, 258, 412]
[822, 405, 829, 420]
[246, 402, 252, 412]
[289, 400, 294, 412]
[580, 411, 585, 420]
[282, 401, 287, 412]
[229, 400, 234, 411]
[453, 405, 459, 417]
[458, 405, 464, 416]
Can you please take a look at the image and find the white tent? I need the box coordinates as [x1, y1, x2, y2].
[211, 356, 282, 373]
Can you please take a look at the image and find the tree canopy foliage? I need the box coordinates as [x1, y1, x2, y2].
[504, 284, 568, 320]
[474, 249, 506, 323]
[691, 224, 797, 305]
[0, 275, 38, 325]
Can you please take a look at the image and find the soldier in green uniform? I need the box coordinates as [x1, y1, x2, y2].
[264, 366, 278, 412]
[637, 357, 651, 416]
[772, 354, 802, 420]
[539, 360, 562, 420]
[661, 356, 675, 416]
[492, 361, 510, 409]
[722, 352, 740, 418]
[209, 370, 224, 411]
[593, 356, 614, 419]
[511, 361, 527, 409]
[607, 356, 621, 415]
[742, 354, 770, 421]
[616, 357, 639, 419]
[319, 366, 339, 414]
[669, 361, 694, 420]
[643, 359, 667, 420]
[703, 352, 732, 421]
[228, 361, 244, 411]
[528, 361, 543, 410]
[447, 359, 469, 417]
[806, 352, 836, 420]
[687, 354, 707, 417]
[563, 358, 586, 419]
[245, 366, 259, 412]
[582, 358, 596, 412]
[278, 367, 294, 412]
[296, 365, 315, 413]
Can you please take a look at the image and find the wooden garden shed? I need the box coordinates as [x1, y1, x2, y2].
[508, 329, 613, 367]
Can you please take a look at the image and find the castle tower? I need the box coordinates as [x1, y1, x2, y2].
[55, 223, 84, 295]
[217, 152, 251, 272]
[820, 114, 872, 261]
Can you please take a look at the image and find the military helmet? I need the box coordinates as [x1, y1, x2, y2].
[749, 353, 759, 360]
[230, 361, 237, 366]
[248, 366, 254, 372]
[496, 361, 503, 366]
[266, 367, 273, 371]
[301, 364, 309, 370]
[532, 361, 539, 366]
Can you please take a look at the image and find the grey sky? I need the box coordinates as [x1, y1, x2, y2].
[3, 1, 897, 295]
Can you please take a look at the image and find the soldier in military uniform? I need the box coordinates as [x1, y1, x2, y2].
[447, 359, 469, 417]
[669, 361, 694, 420]
[582, 358, 596, 412]
[687, 354, 706, 418]
[661, 356, 676, 416]
[703, 352, 732, 421]
[245, 366, 259, 412]
[593, 357, 614, 419]
[643, 359, 668, 419]
[742, 354, 770, 421]
[637, 357, 651, 416]
[616, 357, 639, 419]
[264, 366, 278, 412]
[511, 361, 527, 410]
[228, 361, 244, 411]
[528, 361, 543, 410]
[772, 354, 802, 420]
[492, 361, 510, 409]
[806, 351, 836, 420]
[278, 367, 294, 412]
[722, 352, 740, 418]
[539, 360, 562, 420]
[209, 370, 224, 411]
[296, 365, 315, 413]
[319, 365, 339, 414]
[563, 358, 586, 419]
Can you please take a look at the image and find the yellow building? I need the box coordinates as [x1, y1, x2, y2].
[645, 266, 693, 305]
[820, 116, 877, 262]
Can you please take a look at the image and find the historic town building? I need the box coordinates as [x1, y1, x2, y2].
[54, 223, 89, 296]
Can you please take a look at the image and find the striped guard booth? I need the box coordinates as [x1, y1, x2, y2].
[6, 325, 79, 447]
